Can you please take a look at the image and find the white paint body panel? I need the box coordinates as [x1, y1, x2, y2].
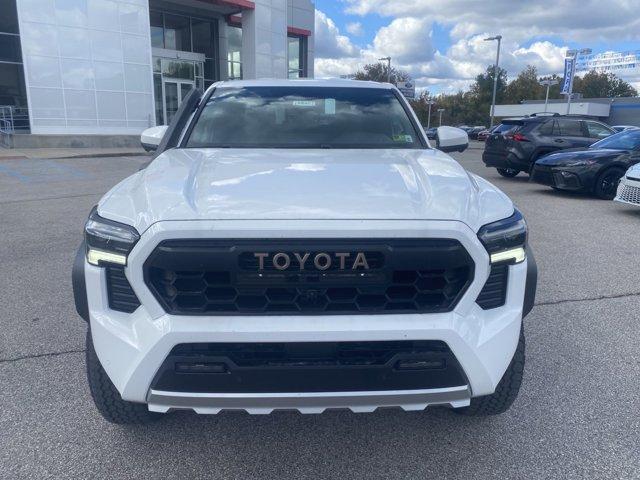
[436, 126, 469, 150]
[140, 125, 167, 148]
[87, 219, 527, 409]
[87, 79, 524, 414]
[98, 148, 513, 233]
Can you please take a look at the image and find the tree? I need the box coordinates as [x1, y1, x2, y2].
[408, 90, 436, 125]
[353, 62, 411, 84]
[572, 70, 638, 98]
[538, 73, 563, 99]
[464, 65, 508, 126]
[470, 65, 508, 105]
[504, 65, 545, 104]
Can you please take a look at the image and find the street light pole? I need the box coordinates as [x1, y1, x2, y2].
[484, 35, 502, 128]
[378, 57, 391, 84]
[427, 100, 435, 129]
[437, 108, 445, 126]
[539, 79, 559, 112]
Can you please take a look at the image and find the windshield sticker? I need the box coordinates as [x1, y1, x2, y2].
[324, 98, 336, 115]
[393, 134, 413, 142]
[293, 100, 316, 107]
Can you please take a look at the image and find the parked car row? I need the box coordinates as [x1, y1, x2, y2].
[481, 114, 640, 205]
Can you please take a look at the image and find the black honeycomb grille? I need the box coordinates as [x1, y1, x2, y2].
[144, 239, 474, 316]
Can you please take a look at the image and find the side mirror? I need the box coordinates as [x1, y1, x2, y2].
[140, 125, 169, 152]
[435, 126, 469, 153]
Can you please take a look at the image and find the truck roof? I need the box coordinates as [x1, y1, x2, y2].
[212, 78, 394, 89]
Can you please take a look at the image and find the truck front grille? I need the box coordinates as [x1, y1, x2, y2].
[144, 239, 475, 316]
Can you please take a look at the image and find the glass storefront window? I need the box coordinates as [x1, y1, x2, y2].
[162, 60, 194, 80]
[164, 14, 191, 52]
[150, 10, 219, 125]
[0, 0, 19, 34]
[288, 35, 305, 79]
[192, 19, 215, 58]
[0, 34, 21, 63]
[153, 73, 163, 125]
[204, 59, 216, 82]
[228, 61, 241, 80]
[0, 62, 29, 131]
[0, 1, 29, 132]
[150, 11, 164, 48]
[227, 26, 242, 80]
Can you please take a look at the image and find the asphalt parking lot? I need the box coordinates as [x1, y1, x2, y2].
[1, 145, 639, 479]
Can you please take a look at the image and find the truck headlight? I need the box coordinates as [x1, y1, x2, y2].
[84, 207, 140, 266]
[477, 209, 527, 265]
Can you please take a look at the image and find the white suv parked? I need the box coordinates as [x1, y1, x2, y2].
[73, 79, 537, 424]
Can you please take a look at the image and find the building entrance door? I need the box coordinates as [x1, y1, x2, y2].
[163, 79, 194, 125]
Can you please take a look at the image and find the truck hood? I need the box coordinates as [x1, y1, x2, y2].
[99, 148, 513, 233]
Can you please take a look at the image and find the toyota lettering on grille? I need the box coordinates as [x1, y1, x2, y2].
[253, 252, 370, 271]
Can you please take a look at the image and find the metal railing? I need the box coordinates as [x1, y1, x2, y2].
[0, 106, 31, 147]
[0, 106, 14, 147]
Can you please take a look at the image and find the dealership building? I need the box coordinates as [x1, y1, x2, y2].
[493, 97, 640, 127]
[0, 0, 315, 142]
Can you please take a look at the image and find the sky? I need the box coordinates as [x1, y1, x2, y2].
[313, 0, 640, 94]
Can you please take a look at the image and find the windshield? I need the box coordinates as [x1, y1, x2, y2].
[186, 86, 423, 149]
[590, 129, 640, 150]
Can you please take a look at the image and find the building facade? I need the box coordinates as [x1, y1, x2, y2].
[1, 0, 314, 137]
[493, 97, 640, 127]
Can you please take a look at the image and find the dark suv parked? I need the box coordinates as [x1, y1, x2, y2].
[482, 114, 615, 177]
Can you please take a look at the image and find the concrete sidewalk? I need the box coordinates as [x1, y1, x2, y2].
[0, 147, 148, 160]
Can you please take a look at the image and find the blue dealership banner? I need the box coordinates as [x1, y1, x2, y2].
[561, 58, 575, 94]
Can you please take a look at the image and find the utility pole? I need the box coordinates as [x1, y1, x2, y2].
[426, 100, 436, 129]
[539, 79, 559, 112]
[378, 56, 391, 84]
[484, 35, 502, 128]
[437, 108, 445, 126]
[564, 48, 591, 115]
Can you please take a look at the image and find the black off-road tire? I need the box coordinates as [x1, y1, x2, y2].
[86, 332, 162, 424]
[455, 327, 525, 416]
[497, 167, 520, 178]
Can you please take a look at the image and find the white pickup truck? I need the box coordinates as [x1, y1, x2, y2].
[73, 79, 536, 424]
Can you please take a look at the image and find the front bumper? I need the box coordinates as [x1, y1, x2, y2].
[615, 175, 640, 206]
[147, 386, 472, 414]
[530, 164, 585, 191]
[80, 219, 535, 414]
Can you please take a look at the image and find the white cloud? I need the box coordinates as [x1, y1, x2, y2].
[314, 2, 640, 93]
[371, 17, 435, 64]
[314, 10, 359, 59]
[346, 22, 364, 36]
[343, 0, 640, 44]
